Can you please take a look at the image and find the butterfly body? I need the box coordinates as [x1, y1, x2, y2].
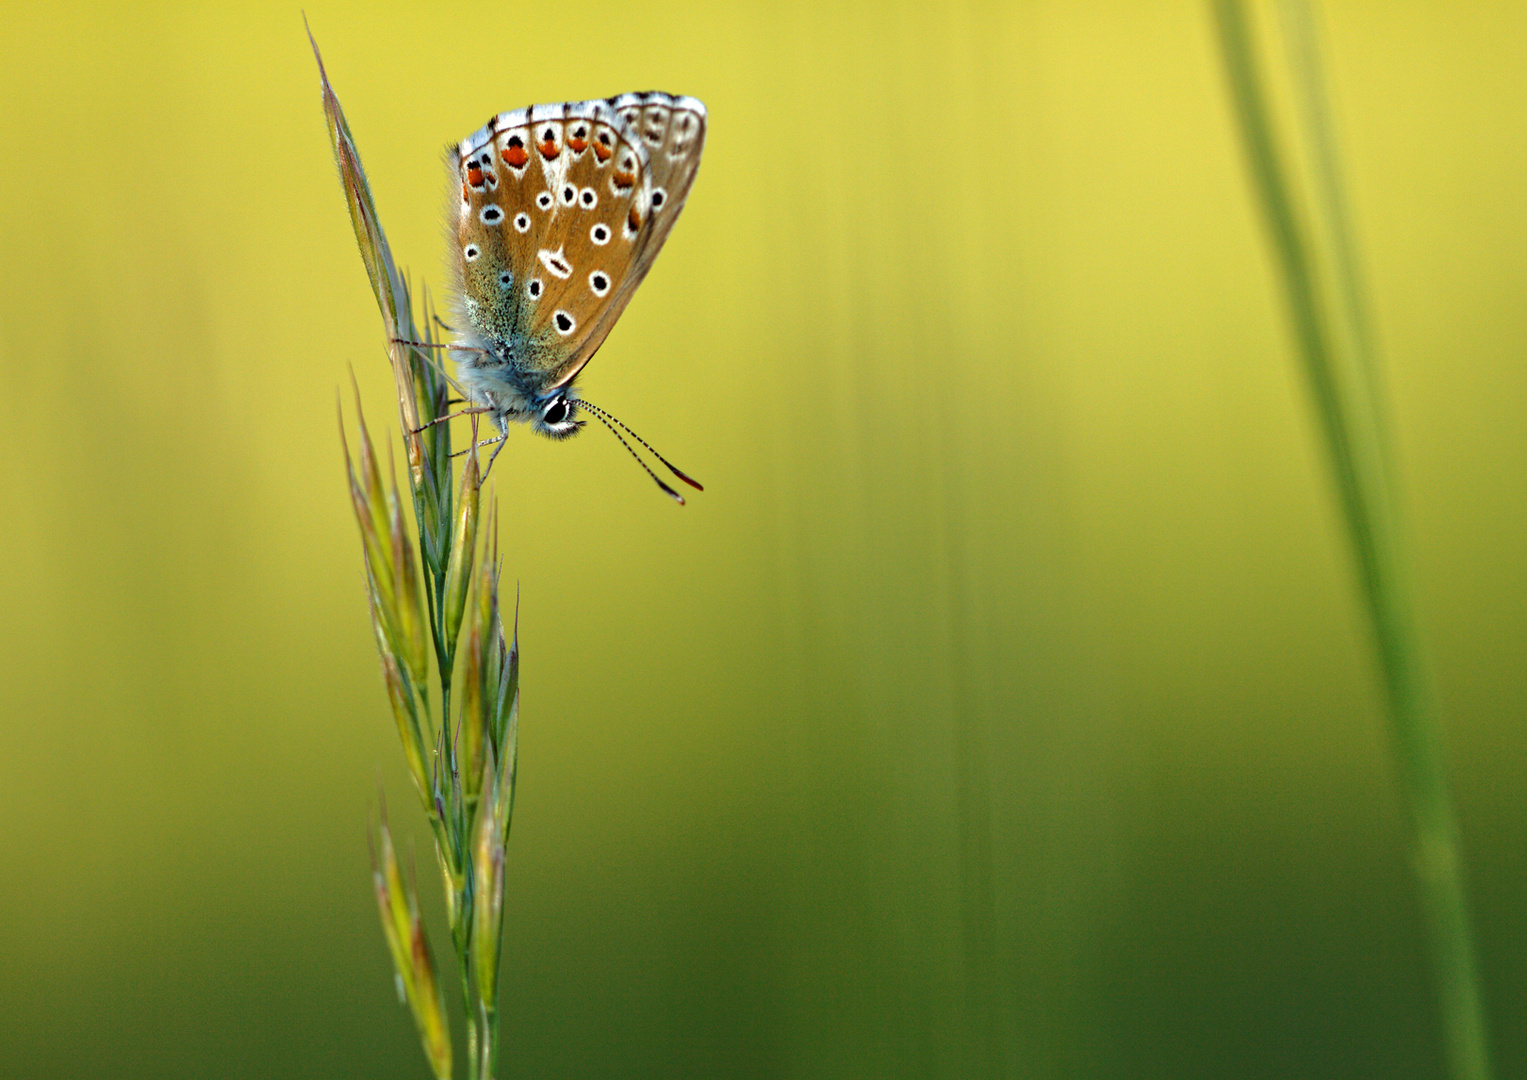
[448, 93, 706, 440]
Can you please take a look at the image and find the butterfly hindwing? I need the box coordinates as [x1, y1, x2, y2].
[455, 122, 534, 365]
[560, 94, 707, 389]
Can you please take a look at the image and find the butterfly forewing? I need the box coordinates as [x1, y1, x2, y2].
[514, 101, 648, 373]
[453, 94, 705, 397]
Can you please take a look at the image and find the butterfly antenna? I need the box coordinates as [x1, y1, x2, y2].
[579, 406, 687, 504]
[576, 399, 703, 493]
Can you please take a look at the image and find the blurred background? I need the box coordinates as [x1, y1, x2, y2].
[1, 2, 1523, 1077]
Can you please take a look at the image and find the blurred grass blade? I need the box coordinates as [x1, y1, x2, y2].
[1274, 0, 1384, 412]
[1211, 4, 1494, 1079]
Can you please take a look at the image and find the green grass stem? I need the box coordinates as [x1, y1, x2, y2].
[1211, 4, 1493, 1078]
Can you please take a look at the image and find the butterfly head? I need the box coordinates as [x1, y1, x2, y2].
[532, 391, 584, 440]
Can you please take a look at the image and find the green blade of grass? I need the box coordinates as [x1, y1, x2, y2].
[1210, 4, 1493, 1078]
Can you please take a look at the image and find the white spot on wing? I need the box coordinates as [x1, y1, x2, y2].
[538, 248, 573, 279]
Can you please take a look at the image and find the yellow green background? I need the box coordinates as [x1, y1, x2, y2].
[1, 2, 1523, 1077]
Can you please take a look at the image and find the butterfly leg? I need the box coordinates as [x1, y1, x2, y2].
[481, 430, 511, 482]
[411, 407, 492, 434]
[391, 337, 488, 355]
[447, 432, 510, 482]
[389, 339, 476, 399]
[449, 434, 505, 459]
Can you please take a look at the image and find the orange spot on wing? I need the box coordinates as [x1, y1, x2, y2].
[501, 144, 528, 168]
[612, 170, 636, 190]
[467, 165, 484, 187]
[538, 138, 559, 160]
[628, 205, 642, 232]
[568, 134, 588, 152]
[461, 182, 470, 202]
[593, 142, 612, 161]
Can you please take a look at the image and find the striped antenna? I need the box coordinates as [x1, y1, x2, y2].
[576, 399, 703, 493]
[576, 399, 702, 505]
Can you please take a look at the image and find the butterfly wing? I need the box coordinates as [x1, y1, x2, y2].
[557, 94, 708, 389]
[453, 105, 546, 385]
[453, 94, 706, 399]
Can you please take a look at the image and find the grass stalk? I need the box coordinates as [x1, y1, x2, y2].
[311, 25, 522, 1079]
[1210, 4, 1493, 1077]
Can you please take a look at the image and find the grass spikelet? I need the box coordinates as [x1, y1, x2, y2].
[312, 25, 522, 1078]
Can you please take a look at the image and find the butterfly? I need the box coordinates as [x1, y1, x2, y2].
[446, 92, 706, 501]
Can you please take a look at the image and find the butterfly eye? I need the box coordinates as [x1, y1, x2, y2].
[543, 399, 569, 425]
